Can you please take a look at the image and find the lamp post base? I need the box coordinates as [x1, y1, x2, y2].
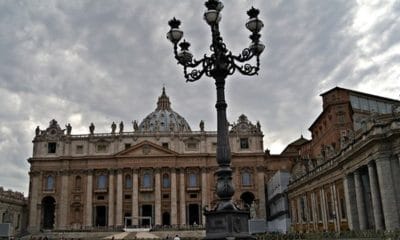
[204, 208, 254, 240]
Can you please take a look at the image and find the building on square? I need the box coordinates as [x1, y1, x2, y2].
[0, 187, 28, 236]
[288, 87, 400, 232]
[27, 88, 293, 232]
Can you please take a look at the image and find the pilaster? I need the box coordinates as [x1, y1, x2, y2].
[155, 169, 162, 226]
[179, 168, 186, 225]
[28, 172, 40, 232]
[59, 172, 69, 229]
[116, 170, 123, 226]
[257, 170, 266, 218]
[85, 172, 93, 227]
[108, 170, 115, 226]
[132, 169, 139, 226]
[201, 167, 208, 225]
[171, 168, 178, 226]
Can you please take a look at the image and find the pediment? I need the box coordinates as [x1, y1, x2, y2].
[115, 140, 178, 157]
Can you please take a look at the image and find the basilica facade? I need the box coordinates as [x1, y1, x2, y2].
[27, 88, 292, 232]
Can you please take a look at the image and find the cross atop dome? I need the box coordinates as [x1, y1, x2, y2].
[156, 87, 171, 111]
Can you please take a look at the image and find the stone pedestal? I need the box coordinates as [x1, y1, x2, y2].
[204, 209, 253, 240]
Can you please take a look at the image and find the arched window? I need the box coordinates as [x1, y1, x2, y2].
[46, 175, 54, 191]
[188, 173, 198, 187]
[142, 173, 152, 188]
[97, 174, 107, 189]
[241, 172, 251, 186]
[125, 174, 132, 189]
[162, 173, 170, 188]
[75, 176, 82, 190]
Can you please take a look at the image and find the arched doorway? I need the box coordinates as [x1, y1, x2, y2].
[42, 196, 56, 229]
[162, 212, 170, 226]
[240, 191, 255, 207]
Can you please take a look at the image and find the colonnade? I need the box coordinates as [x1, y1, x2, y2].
[344, 154, 400, 230]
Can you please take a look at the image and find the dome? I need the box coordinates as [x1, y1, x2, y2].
[138, 87, 192, 132]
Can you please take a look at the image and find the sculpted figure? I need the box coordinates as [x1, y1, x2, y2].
[89, 123, 95, 134]
[111, 122, 116, 134]
[169, 121, 175, 132]
[35, 126, 40, 136]
[199, 120, 204, 131]
[119, 121, 124, 133]
[256, 121, 261, 131]
[133, 120, 139, 131]
[66, 123, 72, 135]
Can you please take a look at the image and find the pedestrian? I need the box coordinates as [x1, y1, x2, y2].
[173, 234, 180, 240]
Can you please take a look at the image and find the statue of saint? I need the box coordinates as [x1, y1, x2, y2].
[35, 126, 40, 136]
[89, 123, 95, 134]
[169, 121, 175, 132]
[133, 120, 139, 131]
[66, 123, 72, 135]
[256, 121, 261, 131]
[199, 120, 204, 131]
[119, 121, 124, 133]
[111, 122, 116, 134]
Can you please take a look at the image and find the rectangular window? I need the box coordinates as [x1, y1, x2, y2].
[124, 194, 132, 200]
[211, 142, 217, 151]
[97, 195, 105, 200]
[163, 194, 169, 199]
[48, 142, 57, 154]
[186, 142, 198, 150]
[240, 138, 249, 149]
[96, 144, 107, 153]
[76, 145, 83, 154]
[350, 95, 360, 109]
[190, 194, 197, 199]
[162, 142, 169, 149]
[125, 143, 131, 149]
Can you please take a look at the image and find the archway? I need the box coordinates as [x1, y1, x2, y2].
[162, 212, 170, 226]
[240, 191, 255, 206]
[42, 196, 56, 229]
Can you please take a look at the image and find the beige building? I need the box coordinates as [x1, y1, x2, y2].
[0, 187, 28, 236]
[288, 87, 400, 232]
[28, 88, 290, 232]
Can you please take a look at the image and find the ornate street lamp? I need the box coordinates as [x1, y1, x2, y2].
[167, 0, 264, 239]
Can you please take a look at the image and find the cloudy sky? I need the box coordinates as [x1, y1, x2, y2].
[0, 0, 399, 195]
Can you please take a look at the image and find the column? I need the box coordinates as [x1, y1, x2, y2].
[116, 170, 123, 226]
[85, 172, 93, 227]
[320, 188, 328, 230]
[376, 156, 400, 230]
[201, 167, 208, 225]
[179, 168, 186, 225]
[257, 169, 266, 218]
[59, 172, 69, 229]
[331, 183, 340, 232]
[311, 192, 317, 230]
[367, 161, 384, 230]
[354, 170, 367, 229]
[390, 156, 400, 218]
[108, 170, 115, 226]
[343, 173, 359, 230]
[28, 172, 39, 232]
[155, 169, 162, 226]
[132, 169, 139, 226]
[171, 169, 178, 226]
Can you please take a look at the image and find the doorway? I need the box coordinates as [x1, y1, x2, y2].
[95, 206, 107, 226]
[42, 196, 56, 229]
[141, 205, 153, 226]
[188, 204, 200, 225]
[162, 212, 170, 226]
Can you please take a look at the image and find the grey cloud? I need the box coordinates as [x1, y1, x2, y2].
[0, 0, 398, 194]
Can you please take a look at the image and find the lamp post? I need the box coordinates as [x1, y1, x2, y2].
[167, 0, 264, 239]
